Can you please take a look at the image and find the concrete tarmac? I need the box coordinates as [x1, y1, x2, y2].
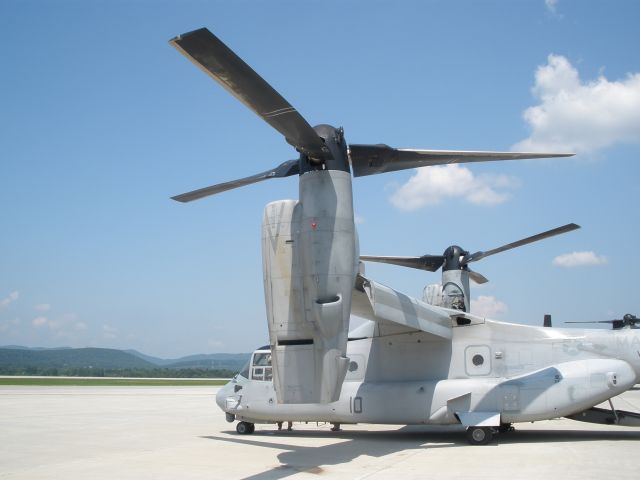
[1, 385, 639, 479]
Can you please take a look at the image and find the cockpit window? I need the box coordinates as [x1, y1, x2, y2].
[250, 350, 273, 382]
[253, 352, 272, 366]
[237, 360, 250, 379]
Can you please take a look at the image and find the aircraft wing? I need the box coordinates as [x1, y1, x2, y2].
[352, 275, 453, 340]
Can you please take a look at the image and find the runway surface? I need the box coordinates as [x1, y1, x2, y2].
[1, 385, 639, 479]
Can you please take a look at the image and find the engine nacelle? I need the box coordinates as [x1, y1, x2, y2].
[423, 268, 470, 311]
[262, 171, 357, 404]
[441, 269, 470, 312]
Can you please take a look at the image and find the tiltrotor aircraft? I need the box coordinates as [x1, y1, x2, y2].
[170, 28, 640, 445]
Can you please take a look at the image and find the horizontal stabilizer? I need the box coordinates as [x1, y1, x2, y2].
[349, 144, 574, 177]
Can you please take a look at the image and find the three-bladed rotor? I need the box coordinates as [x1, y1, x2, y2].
[361, 223, 581, 284]
[169, 27, 575, 203]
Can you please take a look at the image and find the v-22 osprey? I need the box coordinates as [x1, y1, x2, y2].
[169, 28, 640, 445]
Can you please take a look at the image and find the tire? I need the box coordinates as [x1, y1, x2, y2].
[236, 421, 254, 435]
[466, 426, 494, 445]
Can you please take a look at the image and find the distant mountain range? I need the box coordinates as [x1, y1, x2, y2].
[0, 346, 250, 371]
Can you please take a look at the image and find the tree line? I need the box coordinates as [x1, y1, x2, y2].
[0, 366, 235, 378]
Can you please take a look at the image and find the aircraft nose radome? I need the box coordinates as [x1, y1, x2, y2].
[215, 383, 230, 410]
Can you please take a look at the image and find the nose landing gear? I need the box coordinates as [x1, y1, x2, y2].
[236, 421, 255, 434]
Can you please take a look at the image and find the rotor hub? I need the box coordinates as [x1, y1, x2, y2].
[442, 245, 469, 271]
[298, 125, 350, 174]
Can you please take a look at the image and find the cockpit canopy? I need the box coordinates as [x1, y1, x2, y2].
[237, 345, 272, 382]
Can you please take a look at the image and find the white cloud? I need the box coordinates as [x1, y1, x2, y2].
[471, 295, 509, 318]
[354, 215, 365, 225]
[34, 304, 51, 312]
[32, 313, 85, 335]
[390, 164, 518, 211]
[1, 291, 19, 308]
[32, 316, 48, 327]
[32, 316, 63, 330]
[545, 0, 559, 14]
[513, 54, 640, 153]
[552, 251, 607, 267]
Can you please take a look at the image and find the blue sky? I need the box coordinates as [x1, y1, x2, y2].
[1, 0, 639, 357]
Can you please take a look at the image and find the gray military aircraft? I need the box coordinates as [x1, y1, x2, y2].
[170, 28, 640, 445]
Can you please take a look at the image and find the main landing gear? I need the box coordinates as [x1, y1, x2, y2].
[466, 422, 513, 445]
[236, 421, 255, 434]
[466, 426, 495, 445]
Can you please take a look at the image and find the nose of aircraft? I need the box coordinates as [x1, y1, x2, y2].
[216, 381, 233, 410]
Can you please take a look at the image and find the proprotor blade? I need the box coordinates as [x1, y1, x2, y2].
[349, 145, 574, 177]
[359, 255, 445, 272]
[172, 159, 299, 203]
[467, 269, 489, 285]
[462, 223, 581, 264]
[565, 321, 616, 324]
[170, 28, 330, 160]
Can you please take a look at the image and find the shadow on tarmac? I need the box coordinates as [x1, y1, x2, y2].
[202, 425, 640, 480]
[203, 426, 461, 479]
[497, 428, 640, 444]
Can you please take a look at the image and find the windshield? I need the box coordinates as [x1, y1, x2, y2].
[250, 350, 273, 382]
[237, 360, 250, 379]
[235, 347, 273, 381]
[252, 352, 271, 366]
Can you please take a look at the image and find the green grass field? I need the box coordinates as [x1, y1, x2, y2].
[0, 377, 229, 386]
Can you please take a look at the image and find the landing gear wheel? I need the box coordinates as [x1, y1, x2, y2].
[236, 421, 255, 435]
[466, 426, 494, 445]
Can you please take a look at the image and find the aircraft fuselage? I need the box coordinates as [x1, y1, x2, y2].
[216, 319, 640, 427]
